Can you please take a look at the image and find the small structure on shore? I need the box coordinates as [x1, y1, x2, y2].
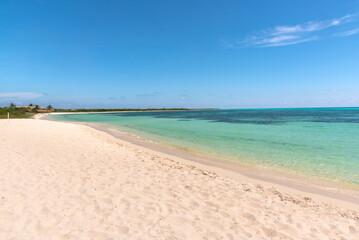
[15, 106, 54, 113]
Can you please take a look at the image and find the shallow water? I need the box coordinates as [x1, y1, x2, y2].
[50, 108, 359, 184]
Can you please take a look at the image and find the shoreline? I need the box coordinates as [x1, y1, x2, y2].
[43, 113, 359, 210]
[1, 118, 358, 239]
[45, 109, 206, 115]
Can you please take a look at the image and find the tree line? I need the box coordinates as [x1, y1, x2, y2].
[0, 103, 191, 119]
[7, 103, 53, 110]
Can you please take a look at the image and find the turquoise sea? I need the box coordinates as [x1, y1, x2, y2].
[50, 108, 359, 184]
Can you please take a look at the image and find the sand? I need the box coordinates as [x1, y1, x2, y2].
[0, 119, 358, 240]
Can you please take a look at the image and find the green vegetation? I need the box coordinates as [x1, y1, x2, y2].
[0, 104, 37, 119]
[0, 103, 191, 119]
[54, 108, 190, 112]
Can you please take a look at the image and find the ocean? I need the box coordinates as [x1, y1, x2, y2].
[50, 108, 359, 184]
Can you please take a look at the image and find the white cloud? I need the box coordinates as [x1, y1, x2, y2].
[264, 37, 318, 47]
[224, 14, 357, 48]
[258, 35, 298, 44]
[336, 28, 359, 36]
[0, 92, 45, 99]
[271, 14, 353, 35]
[219, 39, 235, 48]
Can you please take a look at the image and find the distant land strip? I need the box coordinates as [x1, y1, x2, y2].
[0, 105, 220, 119]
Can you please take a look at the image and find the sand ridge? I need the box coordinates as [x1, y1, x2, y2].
[0, 119, 358, 239]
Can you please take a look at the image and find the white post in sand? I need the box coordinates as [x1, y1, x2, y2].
[7, 112, 9, 123]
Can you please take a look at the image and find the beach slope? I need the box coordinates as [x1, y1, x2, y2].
[0, 119, 358, 239]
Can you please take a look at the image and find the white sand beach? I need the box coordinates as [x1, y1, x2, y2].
[0, 119, 358, 240]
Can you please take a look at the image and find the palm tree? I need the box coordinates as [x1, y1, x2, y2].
[9, 103, 16, 108]
[29, 103, 33, 106]
[47, 105, 53, 110]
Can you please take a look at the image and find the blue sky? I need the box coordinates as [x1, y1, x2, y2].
[1, 0, 359, 108]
